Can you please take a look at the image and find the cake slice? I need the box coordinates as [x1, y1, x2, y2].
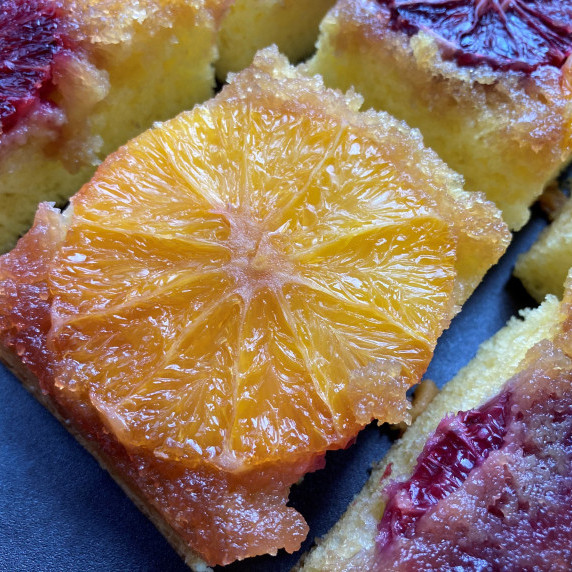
[515, 184, 572, 302]
[299, 281, 570, 570]
[306, 0, 572, 230]
[216, 0, 334, 82]
[0, 48, 509, 569]
[0, 0, 226, 253]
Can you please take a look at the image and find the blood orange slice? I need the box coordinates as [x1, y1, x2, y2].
[45, 48, 509, 473]
[381, 0, 572, 72]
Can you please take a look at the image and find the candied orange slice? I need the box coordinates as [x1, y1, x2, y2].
[46, 49, 508, 473]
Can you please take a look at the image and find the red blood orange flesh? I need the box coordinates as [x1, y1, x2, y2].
[379, 0, 572, 72]
[0, 0, 67, 133]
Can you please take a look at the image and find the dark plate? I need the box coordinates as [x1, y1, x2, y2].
[0, 206, 547, 572]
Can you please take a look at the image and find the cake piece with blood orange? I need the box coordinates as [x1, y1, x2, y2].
[300, 279, 571, 571]
[0, 0, 226, 253]
[307, 0, 572, 230]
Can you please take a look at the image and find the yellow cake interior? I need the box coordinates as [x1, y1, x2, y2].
[515, 191, 572, 302]
[216, 0, 334, 81]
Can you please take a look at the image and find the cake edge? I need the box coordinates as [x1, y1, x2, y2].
[0, 344, 212, 572]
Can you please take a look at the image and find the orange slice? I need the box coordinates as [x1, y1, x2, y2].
[46, 48, 509, 474]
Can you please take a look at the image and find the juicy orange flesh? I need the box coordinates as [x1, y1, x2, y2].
[48, 99, 457, 470]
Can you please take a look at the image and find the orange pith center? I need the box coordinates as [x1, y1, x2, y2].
[224, 210, 295, 300]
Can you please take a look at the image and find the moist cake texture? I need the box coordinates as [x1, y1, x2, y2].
[515, 180, 572, 302]
[216, 0, 334, 81]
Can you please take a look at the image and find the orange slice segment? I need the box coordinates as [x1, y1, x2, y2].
[47, 48, 509, 472]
